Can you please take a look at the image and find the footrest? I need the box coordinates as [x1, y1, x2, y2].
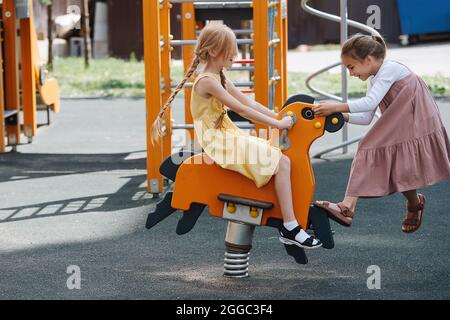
[265, 218, 308, 264]
[218, 194, 273, 209]
[308, 205, 335, 249]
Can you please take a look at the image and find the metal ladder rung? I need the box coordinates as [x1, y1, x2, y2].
[170, 0, 252, 7]
[170, 81, 253, 89]
[3, 110, 18, 119]
[195, 29, 253, 36]
[194, 1, 253, 9]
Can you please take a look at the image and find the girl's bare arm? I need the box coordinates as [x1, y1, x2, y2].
[226, 79, 277, 119]
[197, 77, 281, 128]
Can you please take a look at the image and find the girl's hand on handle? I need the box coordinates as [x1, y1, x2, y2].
[277, 116, 294, 129]
[312, 102, 337, 117]
[343, 113, 350, 122]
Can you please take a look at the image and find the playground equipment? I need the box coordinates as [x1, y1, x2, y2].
[146, 94, 345, 277]
[0, 0, 60, 153]
[143, 0, 288, 193]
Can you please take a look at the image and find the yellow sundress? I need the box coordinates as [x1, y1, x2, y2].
[190, 72, 282, 188]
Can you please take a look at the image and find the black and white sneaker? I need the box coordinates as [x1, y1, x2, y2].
[279, 225, 322, 249]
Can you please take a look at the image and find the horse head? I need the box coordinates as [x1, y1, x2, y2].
[277, 94, 345, 155]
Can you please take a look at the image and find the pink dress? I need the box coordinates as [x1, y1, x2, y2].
[346, 72, 450, 197]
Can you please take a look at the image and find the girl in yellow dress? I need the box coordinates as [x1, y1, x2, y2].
[152, 23, 321, 249]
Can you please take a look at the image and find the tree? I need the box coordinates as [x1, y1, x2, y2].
[41, 0, 53, 71]
[81, 0, 92, 68]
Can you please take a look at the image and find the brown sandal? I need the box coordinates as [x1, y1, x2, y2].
[402, 193, 426, 233]
[314, 200, 354, 227]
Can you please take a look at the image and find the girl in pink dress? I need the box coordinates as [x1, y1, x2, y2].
[312, 34, 450, 233]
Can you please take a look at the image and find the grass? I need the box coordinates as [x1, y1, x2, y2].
[50, 56, 450, 99]
[288, 71, 368, 98]
[51, 56, 146, 98]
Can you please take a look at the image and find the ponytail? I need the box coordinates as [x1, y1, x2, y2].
[371, 34, 387, 52]
[151, 22, 237, 142]
[342, 33, 387, 61]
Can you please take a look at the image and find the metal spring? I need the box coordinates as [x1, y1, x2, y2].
[223, 251, 250, 278]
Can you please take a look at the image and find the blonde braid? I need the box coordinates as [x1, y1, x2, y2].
[214, 69, 228, 129]
[219, 69, 227, 89]
[151, 56, 201, 144]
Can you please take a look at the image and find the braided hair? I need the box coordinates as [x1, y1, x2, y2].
[151, 56, 200, 144]
[151, 23, 236, 144]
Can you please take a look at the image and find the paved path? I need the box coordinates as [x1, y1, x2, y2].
[287, 42, 450, 76]
[0, 98, 449, 299]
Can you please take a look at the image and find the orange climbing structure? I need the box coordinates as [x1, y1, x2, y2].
[0, 0, 60, 152]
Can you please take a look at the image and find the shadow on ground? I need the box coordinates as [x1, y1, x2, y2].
[1, 157, 449, 299]
[0, 151, 160, 224]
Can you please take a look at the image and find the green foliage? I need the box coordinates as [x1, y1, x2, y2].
[129, 52, 138, 63]
[49, 57, 145, 97]
[422, 74, 450, 96]
[288, 72, 450, 98]
[49, 57, 450, 98]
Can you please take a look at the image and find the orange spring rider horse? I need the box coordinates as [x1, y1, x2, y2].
[146, 94, 345, 277]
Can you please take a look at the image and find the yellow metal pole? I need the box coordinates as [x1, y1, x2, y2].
[20, 0, 37, 140]
[161, 0, 172, 164]
[253, 0, 269, 137]
[143, 0, 164, 193]
[181, 2, 196, 142]
[2, 0, 20, 147]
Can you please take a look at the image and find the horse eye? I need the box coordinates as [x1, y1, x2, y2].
[301, 108, 314, 120]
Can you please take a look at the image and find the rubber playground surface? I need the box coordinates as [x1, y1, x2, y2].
[0, 97, 449, 299]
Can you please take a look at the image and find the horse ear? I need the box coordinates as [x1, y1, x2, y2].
[325, 113, 345, 133]
[283, 94, 315, 108]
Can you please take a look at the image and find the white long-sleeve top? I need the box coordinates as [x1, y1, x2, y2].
[347, 60, 411, 125]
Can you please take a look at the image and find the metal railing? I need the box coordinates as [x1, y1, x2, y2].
[301, 0, 382, 158]
[170, 0, 253, 7]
